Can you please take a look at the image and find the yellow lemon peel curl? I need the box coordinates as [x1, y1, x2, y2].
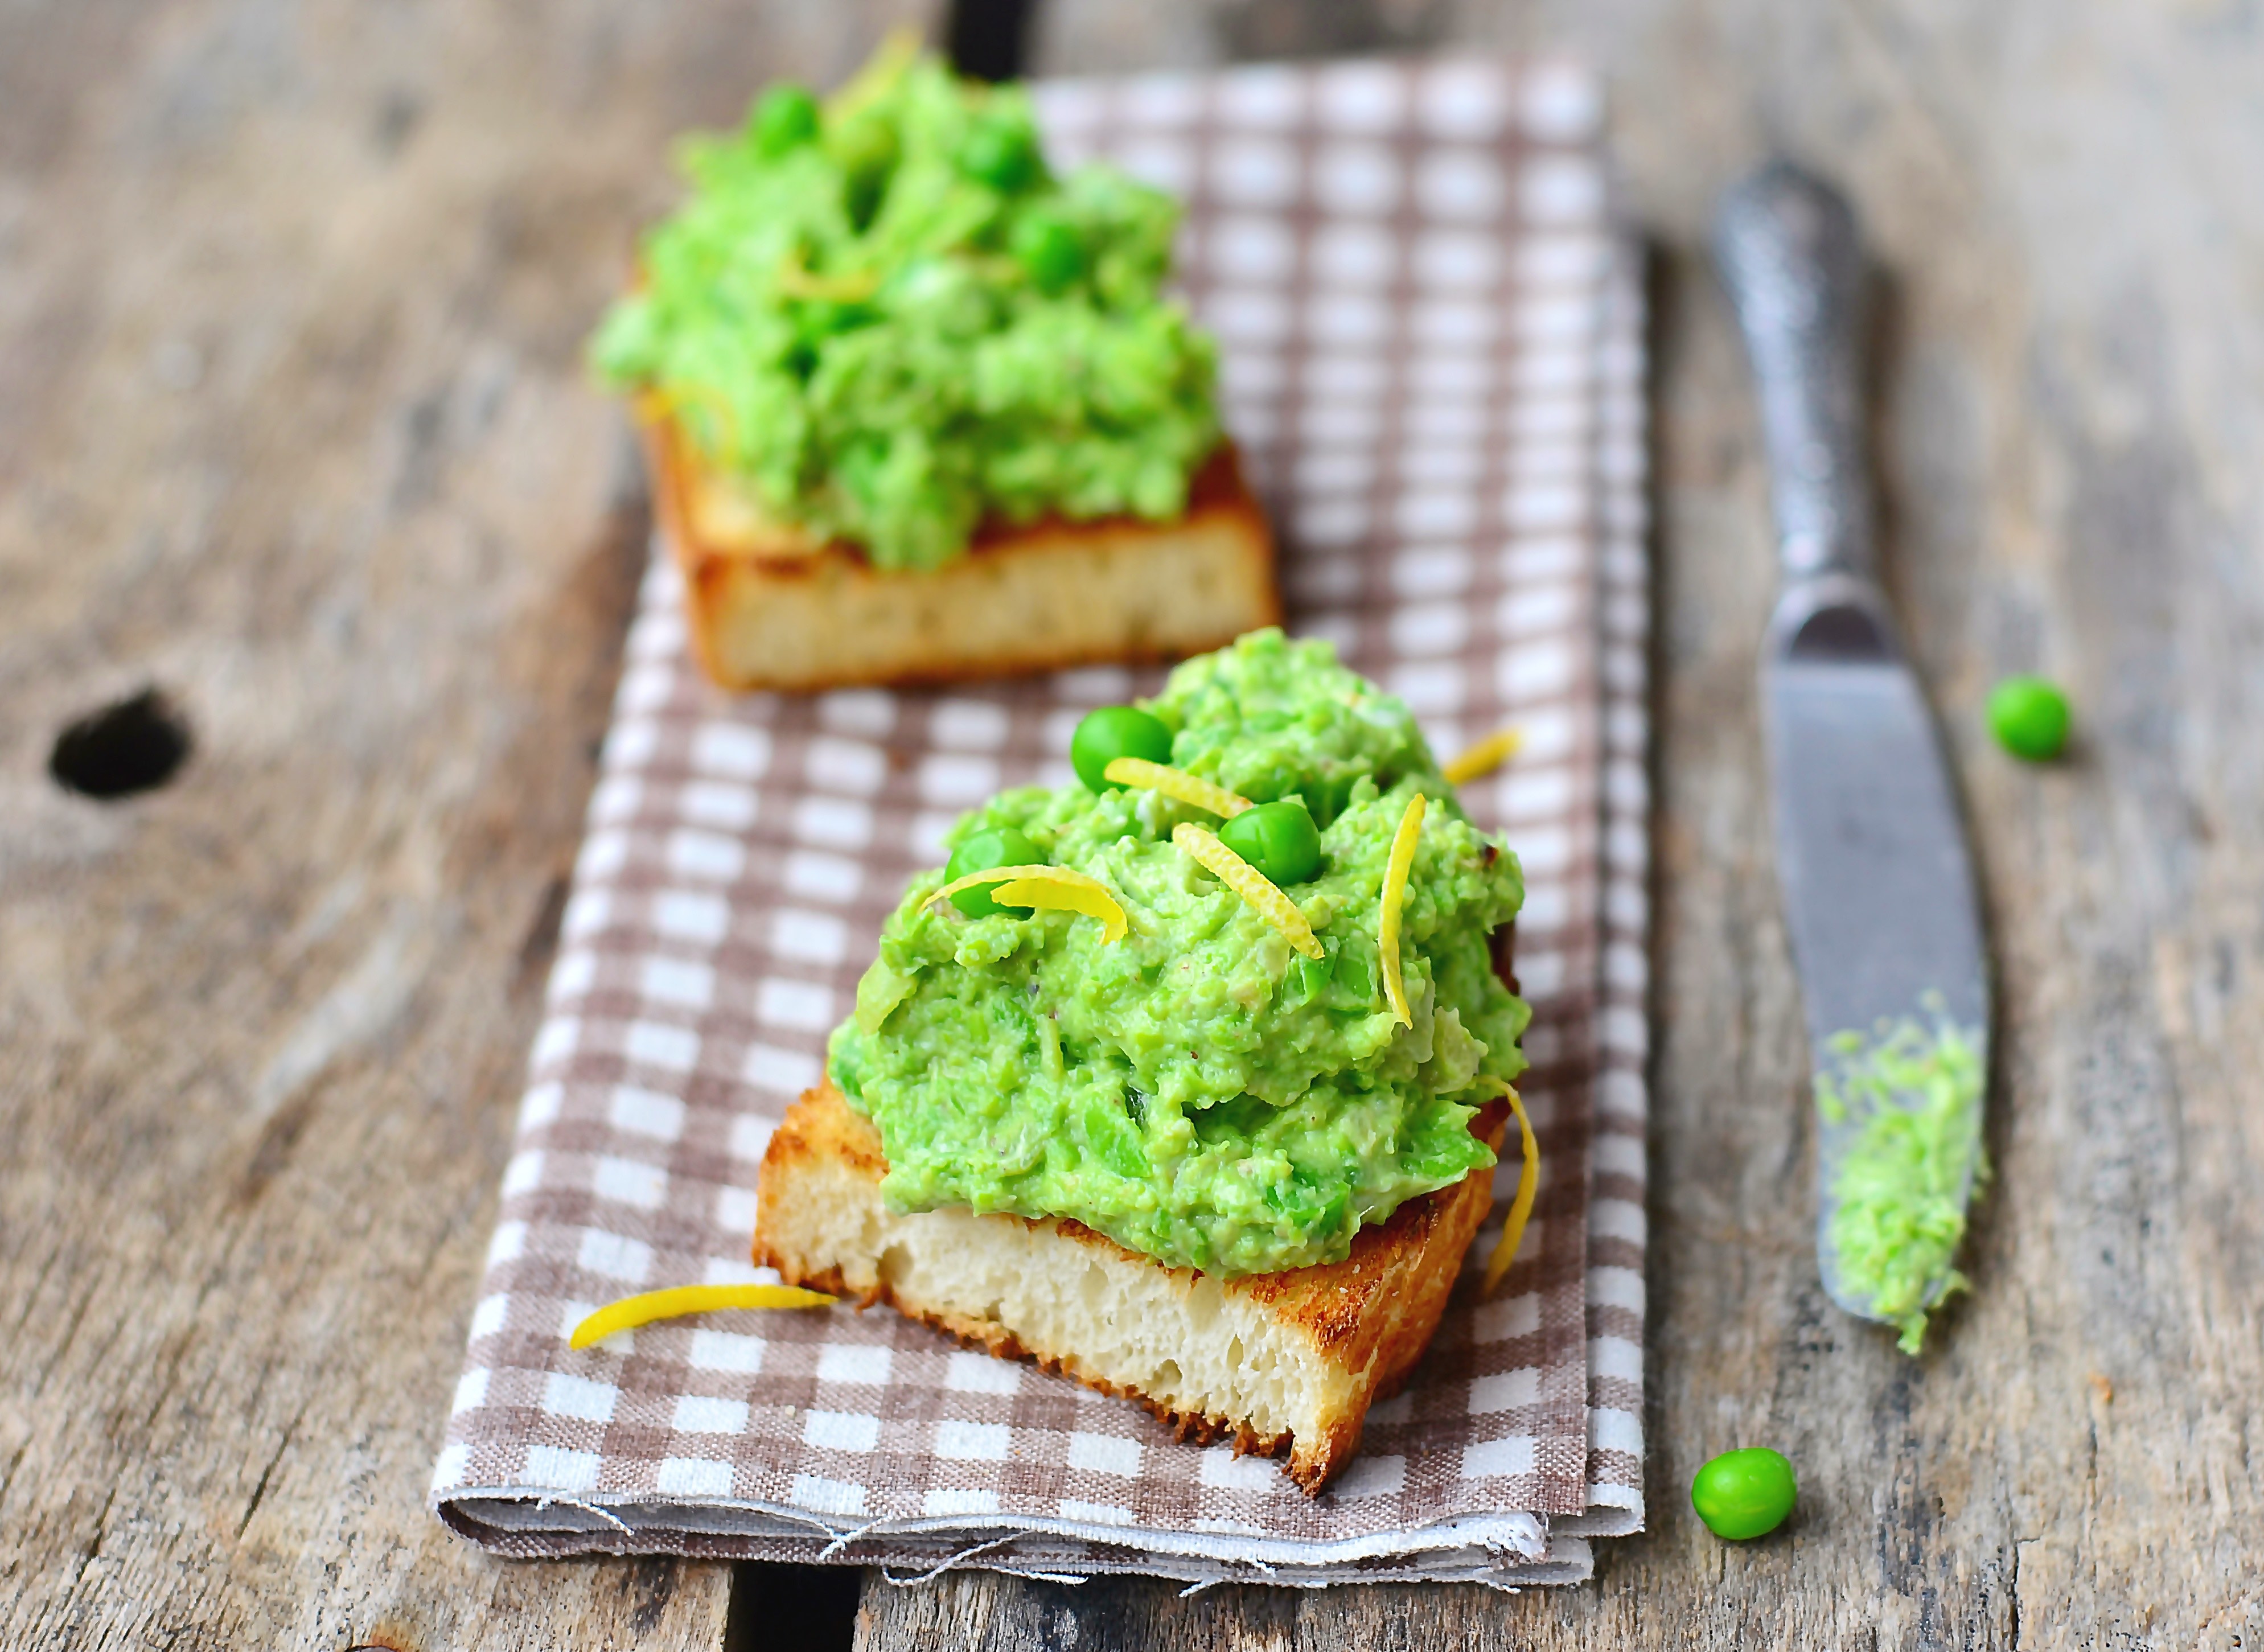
[1443, 726, 1524, 785]
[636, 381, 742, 463]
[1378, 791, 1427, 1028]
[1475, 1080, 1541, 1295]
[1103, 757, 1253, 818]
[1171, 823, 1326, 959]
[825, 25, 922, 121]
[776, 259, 881, 302]
[927, 865, 1129, 944]
[570, 1284, 836, 1349]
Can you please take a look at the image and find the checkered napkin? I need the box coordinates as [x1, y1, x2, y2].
[433, 56, 1649, 1588]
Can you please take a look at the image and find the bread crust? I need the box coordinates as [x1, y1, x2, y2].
[645, 416, 1281, 692]
[754, 1079, 1509, 1494]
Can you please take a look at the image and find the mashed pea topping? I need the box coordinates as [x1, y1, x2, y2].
[590, 41, 1221, 572]
[829, 631, 1531, 1276]
[1815, 1012, 1987, 1354]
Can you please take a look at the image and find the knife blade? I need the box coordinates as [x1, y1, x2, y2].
[1713, 162, 1990, 1351]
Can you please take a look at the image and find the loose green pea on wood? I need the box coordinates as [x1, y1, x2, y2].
[1987, 675, 2072, 761]
[1070, 706, 1173, 793]
[1691, 1447, 1797, 1540]
[943, 827, 1043, 918]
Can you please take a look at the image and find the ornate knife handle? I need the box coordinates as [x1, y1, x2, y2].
[1714, 161, 1873, 585]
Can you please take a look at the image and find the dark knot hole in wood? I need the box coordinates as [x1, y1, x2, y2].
[48, 686, 192, 799]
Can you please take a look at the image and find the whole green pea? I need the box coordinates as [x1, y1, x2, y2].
[956, 116, 1040, 192]
[1987, 675, 2072, 761]
[1070, 706, 1173, 793]
[749, 84, 820, 158]
[1690, 1447, 1797, 1540]
[943, 827, 1044, 918]
[1217, 799, 1322, 886]
[1009, 212, 1086, 294]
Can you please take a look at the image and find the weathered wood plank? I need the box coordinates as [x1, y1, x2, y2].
[856, 1, 2264, 1645]
[9, 0, 2259, 1645]
[0, 2, 921, 1646]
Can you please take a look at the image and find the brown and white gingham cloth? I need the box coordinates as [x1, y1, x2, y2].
[433, 56, 1649, 1588]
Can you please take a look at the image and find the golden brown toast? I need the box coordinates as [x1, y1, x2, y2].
[753, 1080, 1508, 1494]
[646, 416, 1281, 692]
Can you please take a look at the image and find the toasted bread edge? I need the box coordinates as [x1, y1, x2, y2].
[644, 418, 1282, 692]
[754, 1080, 1509, 1494]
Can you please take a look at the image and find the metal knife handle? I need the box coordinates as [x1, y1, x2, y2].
[1714, 162, 1873, 583]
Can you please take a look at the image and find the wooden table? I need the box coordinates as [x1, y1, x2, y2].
[5, 1, 2258, 1646]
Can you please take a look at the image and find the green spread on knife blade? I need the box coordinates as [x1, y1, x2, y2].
[1815, 1010, 1987, 1354]
[589, 43, 1221, 572]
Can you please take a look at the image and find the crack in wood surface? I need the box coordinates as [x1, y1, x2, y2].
[235, 1403, 306, 1542]
[3, 0, 2261, 1647]
[842, 0, 2264, 1646]
[0, 1, 924, 1646]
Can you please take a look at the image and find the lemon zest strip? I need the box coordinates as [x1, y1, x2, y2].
[927, 865, 1129, 944]
[825, 24, 922, 121]
[638, 381, 743, 462]
[1475, 1080, 1541, 1295]
[570, 1284, 836, 1349]
[1378, 791, 1427, 1028]
[1103, 757, 1254, 817]
[1443, 726, 1524, 785]
[1171, 823, 1325, 960]
[776, 259, 882, 302]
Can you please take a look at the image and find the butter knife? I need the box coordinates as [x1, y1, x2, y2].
[1714, 162, 1990, 1353]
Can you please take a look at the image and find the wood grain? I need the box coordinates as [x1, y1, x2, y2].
[0, 2, 921, 1647]
[853, 0, 2264, 1645]
[7, 0, 2261, 1647]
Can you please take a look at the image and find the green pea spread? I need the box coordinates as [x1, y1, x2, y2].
[1815, 1012, 1987, 1354]
[590, 43, 1221, 572]
[829, 631, 1531, 1277]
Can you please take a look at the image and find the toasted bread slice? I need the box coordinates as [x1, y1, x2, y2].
[646, 416, 1281, 692]
[754, 1080, 1508, 1494]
